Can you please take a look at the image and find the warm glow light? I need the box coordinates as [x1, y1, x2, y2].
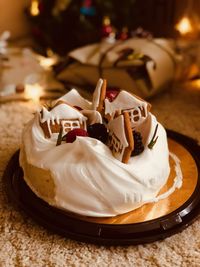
[192, 79, 200, 89]
[175, 17, 193, 35]
[30, 0, 40, 16]
[38, 56, 57, 70]
[46, 48, 54, 57]
[103, 16, 111, 26]
[25, 84, 43, 103]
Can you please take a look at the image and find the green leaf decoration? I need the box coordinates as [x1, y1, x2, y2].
[56, 126, 63, 146]
[148, 124, 159, 149]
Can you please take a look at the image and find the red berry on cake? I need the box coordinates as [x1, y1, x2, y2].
[66, 128, 88, 143]
[105, 89, 120, 102]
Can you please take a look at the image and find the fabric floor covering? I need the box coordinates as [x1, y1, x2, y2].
[0, 84, 200, 267]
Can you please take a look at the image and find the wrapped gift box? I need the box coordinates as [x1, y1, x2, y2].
[57, 38, 177, 98]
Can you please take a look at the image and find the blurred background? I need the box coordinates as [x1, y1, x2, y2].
[1, 0, 200, 101]
[0, 2, 200, 265]
[0, 0, 199, 54]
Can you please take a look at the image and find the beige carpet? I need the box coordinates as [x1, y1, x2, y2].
[0, 84, 200, 267]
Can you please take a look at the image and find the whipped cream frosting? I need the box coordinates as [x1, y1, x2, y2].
[20, 88, 182, 217]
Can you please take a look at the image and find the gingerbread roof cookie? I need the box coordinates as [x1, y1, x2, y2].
[104, 90, 151, 128]
[92, 78, 151, 129]
[107, 112, 134, 163]
[40, 101, 87, 138]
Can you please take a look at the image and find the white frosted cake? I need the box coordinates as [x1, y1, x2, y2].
[20, 79, 182, 217]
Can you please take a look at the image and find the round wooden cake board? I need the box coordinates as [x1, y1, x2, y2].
[3, 130, 200, 245]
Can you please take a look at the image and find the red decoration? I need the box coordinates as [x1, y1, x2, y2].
[66, 129, 88, 143]
[117, 27, 129, 40]
[101, 25, 113, 38]
[106, 89, 120, 102]
[101, 16, 115, 38]
[83, 0, 92, 8]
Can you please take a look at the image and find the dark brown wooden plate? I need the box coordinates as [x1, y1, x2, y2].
[3, 130, 200, 245]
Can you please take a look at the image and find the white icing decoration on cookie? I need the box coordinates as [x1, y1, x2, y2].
[40, 103, 87, 137]
[81, 109, 102, 124]
[57, 88, 92, 110]
[40, 104, 86, 124]
[104, 90, 149, 127]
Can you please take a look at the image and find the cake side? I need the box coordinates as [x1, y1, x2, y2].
[20, 110, 170, 217]
[19, 79, 174, 217]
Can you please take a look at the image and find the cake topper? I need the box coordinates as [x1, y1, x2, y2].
[92, 79, 151, 129]
[40, 101, 87, 138]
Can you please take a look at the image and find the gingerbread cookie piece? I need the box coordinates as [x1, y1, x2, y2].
[104, 90, 151, 129]
[40, 102, 87, 138]
[107, 112, 134, 164]
[92, 78, 107, 113]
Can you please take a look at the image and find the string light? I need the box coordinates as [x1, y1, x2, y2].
[25, 84, 43, 103]
[175, 0, 200, 38]
[46, 48, 54, 57]
[38, 56, 57, 70]
[103, 16, 111, 26]
[38, 49, 58, 70]
[30, 0, 40, 16]
[175, 17, 193, 35]
[192, 79, 200, 90]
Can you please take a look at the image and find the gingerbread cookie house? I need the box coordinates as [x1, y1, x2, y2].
[40, 101, 87, 138]
[92, 79, 151, 129]
[104, 90, 151, 129]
